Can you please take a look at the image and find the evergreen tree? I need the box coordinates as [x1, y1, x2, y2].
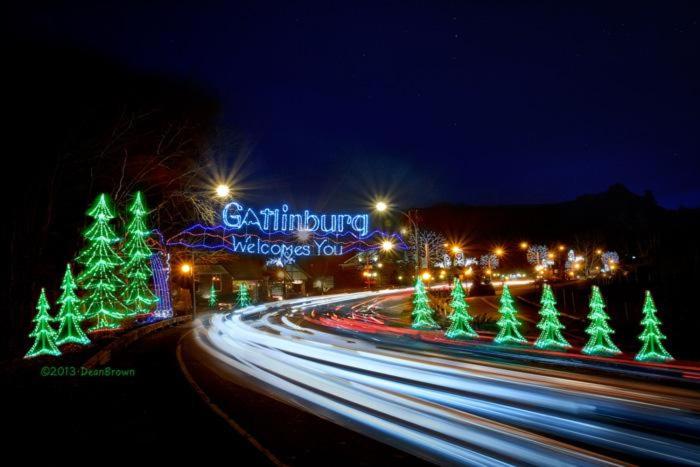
[55, 264, 91, 346]
[209, 282, 218, 308]
[411, 277, 439, 329]
[534, 284, 571, 350]
[582, 286, 620, 356]
[494, 284, 527, 344]
[121, 192, 158, 317]
[76, 193, 125, 331]
[445, 278, 477, 338]
[236, 283, 252, 308]
[635, 290, 674, 362]
[25, 289, 61, 358]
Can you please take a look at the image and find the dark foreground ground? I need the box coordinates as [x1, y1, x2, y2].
[3, 322, 426, 465]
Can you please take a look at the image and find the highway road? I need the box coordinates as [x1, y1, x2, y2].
[181, 286, 700, 466]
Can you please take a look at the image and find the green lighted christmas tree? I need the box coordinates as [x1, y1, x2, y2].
[445, 278, 477, 338]
[534, 284, 571, 350]
[236, 283, 251, 308]
[494, 284, 527, 344]
[582, 286, 620, 356]
[121, 192, 158, 317]
[635, 290, 674, 362]
[76, 193, 125, 332]
[25, 289, 61, 358]
[55, 264, 90, 346]
[411, 277, 439, 329]
[209, 282, 218, 308]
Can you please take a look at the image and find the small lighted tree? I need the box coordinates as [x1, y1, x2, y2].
[534, 284, 571, 350]
[55, 264, 91, 346]
[445, 278, 477, 338]
[76, 193, 125, 331]
[411, 277, 439, 329]
[121, 192, 158, 317]
[25, 289, 61, 358]
[582, 286, 620, 356]
[635, 290, 674, 362]
[209, 282, 218, 308]
[236, 283, 252, 308]
[494, 284, 527, 344]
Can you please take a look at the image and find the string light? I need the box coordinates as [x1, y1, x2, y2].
[55, 264, 90, 346]
[167, 223, 406, 263]
[121, 192, 158, 317]
[445, 278, 477, 339]
[582, 286, 621, 356]
[601, 251, 620, 272]
[151, 253, 173, 319]
[237, 283, 252, 308]
[25, 288, 61, 358]
[526, 245, 550, 267]
[76, 193, 125, 332]
[411, 277, 439, 329]
[635, 290, 674, 362]
[209, 282, 218, 308]
[534, 284, 571, 350]
[222, 201, 371, 237]
[494, 284, 527, 345]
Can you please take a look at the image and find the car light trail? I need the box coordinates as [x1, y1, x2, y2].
[193, 289, 700, 465]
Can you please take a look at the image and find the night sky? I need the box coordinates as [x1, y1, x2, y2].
[10, 1, 700, 209]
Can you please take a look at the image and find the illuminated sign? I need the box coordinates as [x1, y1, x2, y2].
[167, 201, 405, 265]
[222, 202, 369, 237]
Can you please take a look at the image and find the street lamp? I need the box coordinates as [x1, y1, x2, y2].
[374, 201, 421, 275]
[215, 184, 231, 198]
[494, 247, 504, 257]
[519, 241, 528, 250]
[180, 262, 196, 319]
[381, 239, 395, 252]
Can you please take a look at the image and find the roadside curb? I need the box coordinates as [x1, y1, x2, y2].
[83, 315, 191, 368]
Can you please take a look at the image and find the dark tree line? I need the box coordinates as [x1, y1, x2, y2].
[4, 41, 220, 358]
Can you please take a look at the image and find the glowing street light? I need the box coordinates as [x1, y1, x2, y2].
[215, 184, 231, 198]
[519, 241, 528, 250]
[421, 271, 432, 281]
[451, 245, 462, 254]
[381, 239, 395, 252]
[374, 201, 388, 212]
[180, 263, 192, 274]
[494, 247, 504, 257]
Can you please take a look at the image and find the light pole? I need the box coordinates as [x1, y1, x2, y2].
[180, 260, 196, 321]
[374, 201, 421, 276]
[450, 244, 462, 280]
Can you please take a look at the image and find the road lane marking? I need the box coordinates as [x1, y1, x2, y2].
[176, 329, 287, 467]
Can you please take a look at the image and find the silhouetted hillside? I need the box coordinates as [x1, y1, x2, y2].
[417, 184, 665, 254]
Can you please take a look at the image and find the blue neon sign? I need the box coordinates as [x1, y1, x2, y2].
[167, 201, 405, 265]
[222, 202, 370, 237]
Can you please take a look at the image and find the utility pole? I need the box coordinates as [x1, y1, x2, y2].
[191, 251, 196, 321]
